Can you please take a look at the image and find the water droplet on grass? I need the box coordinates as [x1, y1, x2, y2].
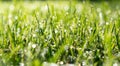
[33, 34, 37, 38]
[19, 63, 24, 66]
[82, 61, 86, 66]
[32, 44, 37, 49]
[55, 29, 58, 34]
[15, 16, 18, 20]
[113, 63, 118, 66]
[64, 29, 67, 33]
[59, 61, 64, 65]
[106, 22, 109, 25]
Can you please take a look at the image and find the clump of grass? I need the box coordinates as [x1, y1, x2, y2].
[0, 1, 120, 66]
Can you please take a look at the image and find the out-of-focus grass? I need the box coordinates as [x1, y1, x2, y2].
[0, 1, 120, 66]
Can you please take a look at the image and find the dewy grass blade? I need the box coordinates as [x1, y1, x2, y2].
[0, 1, 120, 66]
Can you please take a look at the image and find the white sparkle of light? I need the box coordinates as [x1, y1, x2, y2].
[106, 22, 109, 25]
[33, 34, 37, 38]
[64, 29, 67, 33]
[32, 44, 37, 48]
[15, 16, 18, 20]
[19, 63, 24, 66]
[113, 63, 118, 66]
[82, 61, 86, 66]
[55, 29, 58, 34]
[59, 61, 64, 65]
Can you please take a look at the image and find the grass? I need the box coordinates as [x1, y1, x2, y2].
[0, 1, 120, 66]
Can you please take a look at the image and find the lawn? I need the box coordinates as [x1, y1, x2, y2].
[0, 1, 120, 66]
